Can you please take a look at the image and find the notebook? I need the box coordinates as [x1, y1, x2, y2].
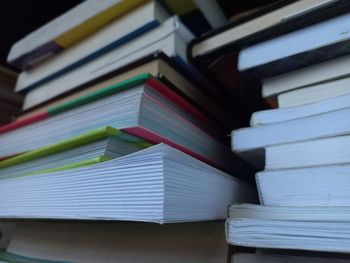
[0, 144, 256, 222]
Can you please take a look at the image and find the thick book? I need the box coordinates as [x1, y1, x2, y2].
[256, 164, 350, 206]
[0, 144, 256, 221]
[7, 0, 148, 69]
[227, 204, 350, 253]
[20, 16, 197, 110]
[3, 74, 224, 142]
[277, 76, 350, 108]
[265, 135, 350, 170]
[232, 107, 350, 168]
[6, 220, 227, 263]
[16, 53, 232, 129]
[233, 253, 350, 263]
[250, 93, 350, 126]
[0, 126, 150, 178]
[0, 75, 254, 176]
[15, 1, 168, 94]
[262, 53, 350, 98]
[238, 12, 350, 76]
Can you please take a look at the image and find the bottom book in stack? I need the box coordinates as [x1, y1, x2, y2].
[226, 204, 350, 253]
[0, 143, 256, 222]
[0, 220, 228, 263]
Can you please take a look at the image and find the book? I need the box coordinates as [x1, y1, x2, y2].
[16, 53, 231, 129]
[190, 0, 333, 58]
[0, 75, 254, 176]
[0, 126, 150, 179]
[238, 12, 350, 76]
[6, 220, 228, 263]
[277, 76, 350, 107]
[7, 0, 148, 69]
[15, 1, 168, 94]
[0, 144, 256, 221]
[186, 1, 349, 122]
[20, 17, 196, 110]
[256, 164, 350, 206]
[250, 93, 350, 126]
[226, 204, 350, 253]
[231, 107, 350, 168]
[265, 135, 350, 170]
[3, 74, 223, 142]
[233, 253, 350, 263]
[262, 54, 350, 98]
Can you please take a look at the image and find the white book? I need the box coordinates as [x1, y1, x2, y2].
[15, 1, 168, 93]
[0, 83, 247, 174]
[262, 54, 350, 98]
[227, 204, 350, 253]
[0, 136, 144, 179]
[0, 144, 256, 222]
[278, 76, 350, 107]
[233, 253, 349, 263]
[21, 16, 193, 110]
[256, 164, 350, 206]
[191, 0, 333, 58]
[232, 107, 350, 168]
[238, 13, 350, 71]
[250, 93, 350, 126]
[6, 220, 227, 263]
[265, 135, 350, 170]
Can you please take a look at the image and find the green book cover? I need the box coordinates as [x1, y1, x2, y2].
[48, 73, 152, 115]
[26, 156, 111, 177]
[0, 126, 152, 169]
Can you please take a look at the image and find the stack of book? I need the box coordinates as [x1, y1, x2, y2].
[0, 67, 22, 125]
[0, 0, 256, 261]
[227, 3, 350, 262]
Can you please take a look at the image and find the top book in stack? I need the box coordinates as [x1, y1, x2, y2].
[8, 0, 152, 69]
